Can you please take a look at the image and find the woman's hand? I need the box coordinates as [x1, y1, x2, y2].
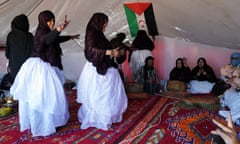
[105, 48, 119, 57]
[57, 15, 70, 32]
[211, 112, 240, 144]
[202, 71, 206, 75]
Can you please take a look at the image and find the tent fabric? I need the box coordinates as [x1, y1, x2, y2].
[0, 0, 240, 81]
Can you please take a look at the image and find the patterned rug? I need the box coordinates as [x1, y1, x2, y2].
[119, 93, 239, 144]
[1, 90, 238, 144]
[0, 89, 160, 144]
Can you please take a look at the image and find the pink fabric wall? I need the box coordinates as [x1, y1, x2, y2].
[122, 36, 240, 81]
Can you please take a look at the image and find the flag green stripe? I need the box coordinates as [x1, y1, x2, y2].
[124, 5, 139, 37]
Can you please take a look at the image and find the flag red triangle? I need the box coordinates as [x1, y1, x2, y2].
[124, 2, 151, 15]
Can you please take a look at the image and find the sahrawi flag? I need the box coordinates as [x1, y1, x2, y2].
[124, 2, 159, 37]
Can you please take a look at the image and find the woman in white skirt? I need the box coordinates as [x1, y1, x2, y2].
[129, 30, 155, 80]
[77, 13, 128, 130]
[10, 10, 79, 137]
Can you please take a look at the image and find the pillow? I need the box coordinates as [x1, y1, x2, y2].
[126, 82, 143, 93]
[127, 92, 149, 99]
[189, 80, 215, 94]
[166, 80, 187, 92]
[182, 94, 219, 108]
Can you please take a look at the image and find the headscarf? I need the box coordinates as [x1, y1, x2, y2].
[85, 13, 110, 50]
[11, 14, 29, 32]
[6, 14, 33, 80]
[131, 30, 154, 50]
[231, 52, 240, 67]
[33, 10, 55, 58]
[85, 13, 114, 75]
[197, 57, 207, 68]
[144, 56, 154, 80]
[129, 30, 154, 62]
[86, 12, 108, 32]
[175, 58, 184, 69]
[36, 10, 55, 33]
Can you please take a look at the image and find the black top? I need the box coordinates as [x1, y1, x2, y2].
[191, 58, 217, 82]
[170, 66, 191, 83]
[191, 65, 217, 82]
[32, 29, 71, 70]
[32, 10, 71, 70]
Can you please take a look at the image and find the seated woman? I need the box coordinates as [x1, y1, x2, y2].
[191, 57, 217, 82]
[230, 52, 240, 67]
[135, 56, 160, 94]
[0, 66, 13, 90]
[169, 58, 191, 83]
[190, 57, 217, 93]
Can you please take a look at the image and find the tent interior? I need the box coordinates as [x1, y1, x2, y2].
[0, 0, 240, 82]
[2, 1, 240, 143]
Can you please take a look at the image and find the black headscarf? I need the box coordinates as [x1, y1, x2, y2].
[129, 30, 154, 62]
[85, 13, 115, 75]
[32, 10, 55, 60]
[11, 14, 29, 32]
[169, 58, 191, 82]
[32, 10, 72, 70]
[131, 30, 154, 50]
[85, 12, 110, 51]
[191, 57, 217, 82]
[86, 13, 108, 32]
[37, 10, 55, 31]
[6, 14, 33, 80]
[34, 10, 55, 46]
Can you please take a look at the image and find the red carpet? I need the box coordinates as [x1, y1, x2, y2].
[1, 90, 239, 144]
[120, 93, 240, 144]
[0, 89, 159, 144]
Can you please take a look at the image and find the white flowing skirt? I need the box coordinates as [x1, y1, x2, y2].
[130, 49, 152, 80]
[77, 61, 128, 130]
[52, 66, 65, 85]
[10, 57, 69, 137]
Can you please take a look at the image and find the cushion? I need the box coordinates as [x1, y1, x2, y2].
[182, 94, 219, 107]
[127, 92, 149, 99]
[189, 80, 215, 93]
[166, 80, 187, 92]
[126, 82, 143, 93]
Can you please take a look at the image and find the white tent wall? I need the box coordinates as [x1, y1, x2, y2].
[1, 0, 240, 82]
[0, 0, 41, 43]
